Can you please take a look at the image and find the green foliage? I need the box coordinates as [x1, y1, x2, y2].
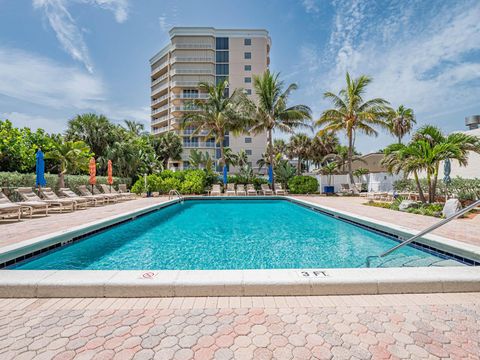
[159, 177, 182, 193]
[130, 170, 207, 195]
[365, 199, 443, 217]
[180, 170, 206, 194]
[288, 176, 319, 194]
[353, 168, 369, 179]
[274, 160, 296, 187]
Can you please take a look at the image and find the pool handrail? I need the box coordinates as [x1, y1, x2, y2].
[168, 189, 183, 201]
[366, 199, 480, 267]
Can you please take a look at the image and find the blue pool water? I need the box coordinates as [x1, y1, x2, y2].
[12, 199, 453, 270]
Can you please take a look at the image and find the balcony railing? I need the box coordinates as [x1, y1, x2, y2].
[151, 115, 170, 125]
[151, 60, 169, 75]
[183, 129, 211, 136]
[152, 125, 171, 134]
[173, 43, 214, 50]
[171, 68, 214, 75]
[171, 93, 209, 100]
[183, 142, 216, 148]
[151, 94, 169, 106]
[151, 73, 168, 87]
[152, 104, 169, 115]
[151, 82, 169, 95]
[171, 80, 213, 87]
[171, 56, 214, 63]
[172, 106, 200, 112]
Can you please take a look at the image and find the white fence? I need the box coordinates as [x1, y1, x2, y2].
[310, 172, 404, 193]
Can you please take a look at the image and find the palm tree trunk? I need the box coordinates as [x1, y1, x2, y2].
[347, 133, 354, 184]
[219, 136, 225, 169]
[413, 170, 426, 203]
[398, 135, 402, 144]
[58, 172, 65, 189]
[297, 157, 302, 175]
[268, 128, 275, 187]
[426, 170, 433, 203]
[432, 163, 439, 203]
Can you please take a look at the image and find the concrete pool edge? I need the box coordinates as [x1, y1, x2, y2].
[0, 196, 479, 297]
[1, 267, 479, 297]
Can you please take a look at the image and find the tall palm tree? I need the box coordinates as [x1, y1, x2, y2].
[316, 72, 390, 184]
[387, 105, 415, 144]
[251, 70, 312, 185]
[309, 132, 340, 168]
[45, 140, 92, 188]
[287, 133, 312, 174]
[182, 80, 250, 174]
[153, 132, 183, 168]
[236, 149, 249, 168]
[322, 145, 363, 173]
[124, 120, 146, 136]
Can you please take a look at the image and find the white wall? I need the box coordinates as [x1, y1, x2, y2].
[311, 172, 404, 193]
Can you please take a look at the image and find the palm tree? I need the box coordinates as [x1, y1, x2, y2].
[323, 145, 363, 173]
[251, 70, 312, 185]
[182, 80, 250, 175]
[153, 132, 183, 168]
[45, 140, 92, 188]
[309, 132, 340, 168]
[188, 149, 213, 171]
[273, 139, 287, 156]
[124, 120, 146, 136]
[257, 152, 282, 172]
[319, 161, 338, 186]
[274, 159, 296, 188]
[236, 149, 249, 168]
[316, 72, 390, 184]
[287, 133, 312, 174]
[387, 105, 416, 143]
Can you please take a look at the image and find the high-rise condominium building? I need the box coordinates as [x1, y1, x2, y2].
[149, 27, 271, 172]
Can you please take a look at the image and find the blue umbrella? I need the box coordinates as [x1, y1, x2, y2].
[268, 165, 273, 184]
[35, 150, 46, 187]
[223, 165, 228, 185]
[443, 158, 451, 185]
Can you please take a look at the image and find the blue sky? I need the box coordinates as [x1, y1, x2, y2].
[0, 0, 479, 153]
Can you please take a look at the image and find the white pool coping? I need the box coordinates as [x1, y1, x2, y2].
[0, 196, 479, 298]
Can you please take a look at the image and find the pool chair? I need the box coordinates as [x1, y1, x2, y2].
[0, 191, 22, 221]
[274, 183, 287, 195]
[236, 184, 247, 196]
[100, 184, 134, 201]
[118, 184, 136, 199]
[91, 185, 121, 203]
[246, 184, 257, 196]
[1, 188, 48, 218]
[339, 183, 354, 195]
[17, 187, 75, 213]
[37, 187, 80, 211]
[209, 184, 222, 196]
[260, 184, 273, 196]
[58, 187, 100, 207]
[226, 183, 236, 196]
[78, 185, 117, 204]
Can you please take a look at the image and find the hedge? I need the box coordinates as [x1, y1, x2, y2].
[393, 177, 480, 201]
[130, 169, 206, 195]
[288, 175, 319, 194]
[0, 171, 131, 200]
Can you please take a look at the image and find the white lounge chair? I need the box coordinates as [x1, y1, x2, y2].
[236, 184, 247, 196]
[99, 184, 128, 201]
[118, 184, 136, 199]
[274, 183, 286, 195]
[246, 184, 257, 196]
[78, 185, 116, 204]
[1, 188, 48, 218]
[261, 184, 273, 195]
[17, 187, 74, 213]
[226, 183, 236, 196]
[58, 187, 99, 207]
[209, 184, 222, 196]
[39, 187, 86, 210]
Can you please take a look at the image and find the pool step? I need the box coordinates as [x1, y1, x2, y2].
[373, 255, 466, 268]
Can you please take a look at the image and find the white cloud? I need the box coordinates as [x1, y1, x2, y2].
[301, 0, 319, 14]
[32, 0, 130, 73]
[0, 112, 66, 134]
[158, 14, 169, 32]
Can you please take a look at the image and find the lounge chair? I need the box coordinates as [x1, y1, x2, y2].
[209, 184, 222, 196]
[118, 184, 136, 199]
[17, 187, 74, 213]
[58, 187, 100, 207]
[226, 183, 236, 196]
[246, 184, 257, 196]
[339, 183, 354, 195]
[1, 188, 48, 218]
[236, 184, 247, 196]
[78, 185, 116, 204]
[261, 184, 273, 195]
[274, 183, 286, 195]
[100, 184, 132, 201]
[39, 187, 87, 210]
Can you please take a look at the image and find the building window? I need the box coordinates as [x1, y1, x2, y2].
[244, 65, 251, 71]
[216, 64, 229, 75]
[246, 149, 252, 155]
[244, 77, 251, 83]
[245, 89, 252, 95]
[183, 89, 198, 98]
[244, 38, 251, 46]
[183, 161, 190, 169]
[215, 37, 229, 50]
[244, 52, 251, 59]
[216, 51, 229, 63]
[245, 137, 252, 143]
[216, 76, 228, 86]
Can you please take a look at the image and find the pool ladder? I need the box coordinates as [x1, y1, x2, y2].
[168, 189, 184, 201]
[365, 199, 480, 267]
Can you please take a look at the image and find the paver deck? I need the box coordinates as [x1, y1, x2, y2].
[0, 293, 479, 359]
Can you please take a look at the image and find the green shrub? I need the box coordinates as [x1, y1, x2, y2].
[131, 179, 146, 194]
[288, 176, 319, 194]
[159, 177, 182, 193]
[180, 170, 206, 194]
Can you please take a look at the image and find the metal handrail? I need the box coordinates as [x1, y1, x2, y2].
[168, 189, 183, 201]
[366, 199, 480, 267]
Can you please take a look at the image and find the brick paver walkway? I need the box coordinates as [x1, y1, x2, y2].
[1, 293, 479, 359]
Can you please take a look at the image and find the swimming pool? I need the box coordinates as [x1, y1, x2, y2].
[11, 199, 464, 270]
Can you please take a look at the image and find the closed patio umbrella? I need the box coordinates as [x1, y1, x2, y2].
[223, 165, 228, 185]
[107, 160, 113, 191]
[89, 157, 96, 193]
[35, 149, 47, 188]
[443, 158, 451, 200]
[268, 165, 273, 185]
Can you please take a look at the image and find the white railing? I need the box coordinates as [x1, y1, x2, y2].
[172, 106, 200, 112]
[183, 129, 211, 136]
[151, 82, 169, 95]
[183, 142, 216, 148]
[171, 56, 214, 63]
[171, 80, 213, 87]
[152, 125, 171, 134]
[151, 115, 169, 124]
[151, 73, 169, 87]
[151, 60, 169, 75]
[173, 43, 213, 50]
[171, 93, 209, 99]
[151, 94, 169, 105]
[152, 104, 169, 114]
[171, 68, 214, 75]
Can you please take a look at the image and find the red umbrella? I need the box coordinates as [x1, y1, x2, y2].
[107, 160, 113, 189]
[89, 157, 96, 193]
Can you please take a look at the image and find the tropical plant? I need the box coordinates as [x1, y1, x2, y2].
[257, 152, 282, 172]
[235, 149, 249, 168]
[153, 132, 183, 168]
[45, 140, 93, 188]
[251, 70, 312, 185]
[287, 133, 312, 175]
[387, 105, 415, 144]
[353, 168, 369, 181]
[383, 126, 480, 203]
[309, 132, 340, 168]
[288, 175, 319, 194]
[316, 72, 390, 184]
[124, 120, 146, 136]
[188, 149, 213, 171]
[319, 161, 338, 186]
[273, 139, 287, 156]
[274, 159, 296, 187]
[322, 145, 363, 173]
[181, 80, 251, 172]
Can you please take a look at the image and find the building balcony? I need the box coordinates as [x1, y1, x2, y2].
[152, 125, 171, 135]
[171, 56, 214, 63]
[152, 104, 169, 115]
[183, 129, 211, 136]
[151, 82, 169, 96]
[151, 60, 169, 76]
[171, 93, 209, 100]
[151, 73, 169, 87]
[172, 106, 201, 113]
[151, 94, 169, 107]
[171, 80, 213, 88]
[172, 43, 214, 50]
[151, 114, 170, 124]
[183, 142, 216, 148]
[170, 68, 214, 76]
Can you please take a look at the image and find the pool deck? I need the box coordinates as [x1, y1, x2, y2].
[1, 195, 479, 249]
[1, 293, 479, 359]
